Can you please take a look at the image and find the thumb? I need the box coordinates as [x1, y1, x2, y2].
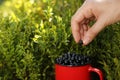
[83, 17, 106, 45]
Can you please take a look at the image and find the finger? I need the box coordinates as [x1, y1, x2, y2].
[71, 4, 93, 43]
[83, 16, 106, 45]
[80, 24, 84, 39]
[83, 24, 89, 31]
[83, 24, 89, 35]
[71, 12, 85, 43]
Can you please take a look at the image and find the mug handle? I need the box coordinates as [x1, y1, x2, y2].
[88, 66, 103, 80]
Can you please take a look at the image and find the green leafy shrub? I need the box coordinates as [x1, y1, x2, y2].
[0, 0, 120, 80]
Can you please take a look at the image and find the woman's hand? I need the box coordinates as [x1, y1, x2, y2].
[71, 0, 120, 45]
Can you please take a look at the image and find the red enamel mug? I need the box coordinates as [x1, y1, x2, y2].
[55, 64, 103, 80]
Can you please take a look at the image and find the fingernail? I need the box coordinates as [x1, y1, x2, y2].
[83, 37, 91, 45]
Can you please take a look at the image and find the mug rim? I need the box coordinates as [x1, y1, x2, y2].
[55, 63, 91, 67]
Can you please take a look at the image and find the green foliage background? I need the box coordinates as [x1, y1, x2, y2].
[0, 0, 120, 80]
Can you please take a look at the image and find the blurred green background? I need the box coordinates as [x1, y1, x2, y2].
[0, 0, 120, 80]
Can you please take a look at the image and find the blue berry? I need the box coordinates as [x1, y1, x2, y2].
[55, 52, 91, 66]
[79, 40, 83, 45]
